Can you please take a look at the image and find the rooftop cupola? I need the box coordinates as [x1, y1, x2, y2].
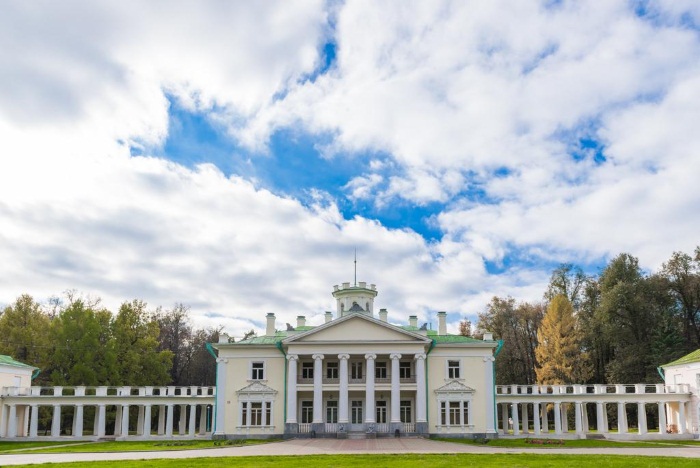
[332, 281, 378, 318]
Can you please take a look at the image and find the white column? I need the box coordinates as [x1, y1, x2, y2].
[179, 405, 187, 435]
[365, 353, 377, 423]
[617, 402, 627, 433]
[533, 402, 541, 435]
[338, 354, 350, 424]
[415, 353, 427, 423]
[188, 405, 197, 437]
[574, 402, 583, 435]
[96, 405, 106, 437]
[158, 405, 166, 435]
[143, 405, 152, 437]
[511, 403, 520, 435]
[554, 402, 562, 434]
[501, 404, 509, 434]
[390, 353, 402, 423]
[561, 404, 569, 432]
[286, 355, 298, 424]
[312, 354, 324, 423]
[542, 404, 549, 433]
[7, 405, 17, 438]
[166, 404, 174, 437]
[74, 405, 84, 437]
[484, 356, 496, 433]
[678, 402, 687, 434]
[658, 402, 667, 434]
[199, 406, 207, 434]
[214, 357, 228, 435]
[121, 405, 130, 437]
[51, 405, 61, 437]
[521, 403, 529, 434]
[596, 402, 606, 433]
[30, 405, 38, 438]
[136, 406, 145, 436]
[637, 402, 647, 435]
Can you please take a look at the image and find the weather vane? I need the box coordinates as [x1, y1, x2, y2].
[354, 248, 357, 286]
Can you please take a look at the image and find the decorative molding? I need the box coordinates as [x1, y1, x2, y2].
[414, 353, 426, 361]
[312, 354, 325, 361]
[338, 353, 350, 360]
[390, 353, 402, 360]
[287, 354, 299, 361]
[434, 380, 476, 394]
[365, 353, 377, 360]
[237, 381, 278, 396]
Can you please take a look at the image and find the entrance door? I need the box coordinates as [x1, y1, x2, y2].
[350, 400, 364, 431]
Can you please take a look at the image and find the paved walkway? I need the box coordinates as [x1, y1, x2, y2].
[1, 438, 699, 465]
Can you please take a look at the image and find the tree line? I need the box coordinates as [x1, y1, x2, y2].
[468, 246, 700, 386]
[0, 294, 222, 387]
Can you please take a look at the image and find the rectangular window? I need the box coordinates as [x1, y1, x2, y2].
[351, 362, 363, 380]
[440, 401, 447, 425]
[301, 401, 313, 423]
[462, 401, 469, 426]
[326, 362, 339, 379]
[326, 401, 338, 423]
[302, 362, 314, 379]
[400, 400, 412, 423]
[447, 360, 460, 379]
[399, 361, 411, 379]
[376, 400, 387, 423]
[449, 401, 460, 425]
[251, 402, 263, 426]
[251, 361, 265, 380]
[241, 402, 248, 426]
[351, 400, 363, 424]
[375, 361, 387, 379]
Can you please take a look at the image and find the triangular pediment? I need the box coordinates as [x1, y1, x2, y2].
[284, 313, 431, 343]
[435, 380, 476, 393]
[237, 381, 278, 395]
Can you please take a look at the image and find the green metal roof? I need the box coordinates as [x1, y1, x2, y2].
[431, 334, 487, 344]
[0, 355, 38, 370]
[663, 349, 700, 367]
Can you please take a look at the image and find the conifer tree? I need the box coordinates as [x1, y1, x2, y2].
[535, 294, 591, 384]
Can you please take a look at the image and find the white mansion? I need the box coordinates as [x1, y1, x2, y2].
[212, 281, 499, 438]
[0, 280, 698, 440]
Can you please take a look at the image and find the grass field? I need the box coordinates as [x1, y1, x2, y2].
[2, 453, 698, 468]
[0, 439, 276, 453]
[436, 437, 700, 448]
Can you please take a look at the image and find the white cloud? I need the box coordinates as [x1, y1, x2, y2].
[1, 0, 699, 339]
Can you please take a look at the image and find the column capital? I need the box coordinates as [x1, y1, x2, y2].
[414, 353, 426, 361]
[364, 353, 377, 360]
[338, 353, 350, 360]
[483, 356, 495, 362]
[287, 354, 299, 361]
[216, 357, 228, 363]
[390, 353, 402, 360]
[312, 353, 325, 360]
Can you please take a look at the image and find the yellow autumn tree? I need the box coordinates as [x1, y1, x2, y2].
[535, 294, 591, 384]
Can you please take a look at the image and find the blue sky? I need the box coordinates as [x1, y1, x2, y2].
[1, 1, 700, 337]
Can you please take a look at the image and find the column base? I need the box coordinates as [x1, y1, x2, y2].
[415, 422, 429, 434]
[364, 423, 377, 435]
[311, 422, 325, 435]
[390, 422, 403, 435]
[284, 423, 299, 435]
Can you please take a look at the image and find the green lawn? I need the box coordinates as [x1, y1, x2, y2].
[0, 441, 87, 452]
[0, 439, 277, 454]
[436, 437, 700, 448]
[3, 454, 698, 468]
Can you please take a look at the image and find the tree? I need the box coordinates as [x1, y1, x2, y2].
[544, 263, 587, 310]
[659, 248, 700, 348]
[535, 295, 591, 384]
[112, 300, 172, 386]
[49, 298, 117, 386]
[477, 297, 543, 385]
[458, 319, 472, 337]
[155, 303, 194, 385]
[0, 295, 52, 381]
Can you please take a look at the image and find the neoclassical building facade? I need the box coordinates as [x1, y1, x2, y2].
[211, 281, 499, 439]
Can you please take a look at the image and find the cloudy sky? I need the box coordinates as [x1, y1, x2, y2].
[1, 0, 699, 338]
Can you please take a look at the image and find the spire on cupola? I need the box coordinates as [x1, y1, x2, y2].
[332, 250, 378, 318]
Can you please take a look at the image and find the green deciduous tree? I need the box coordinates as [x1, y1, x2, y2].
[113, 300, 172, 386]
[0, 294, 52, 381]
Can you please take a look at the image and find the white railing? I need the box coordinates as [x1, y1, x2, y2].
[403, 422, 415, 432]
[495, 383, 690, 396]
[299, 423, 312, 433]
[325, 423, 337, 433]
[0, 385, 216, 398]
